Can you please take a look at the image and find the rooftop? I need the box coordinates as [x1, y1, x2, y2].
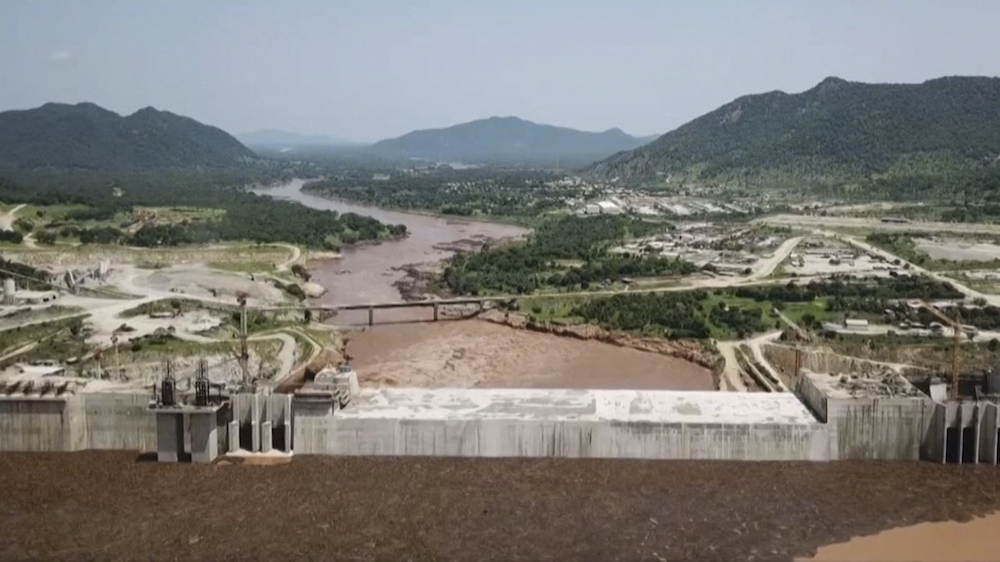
[338, 388, 821, 425]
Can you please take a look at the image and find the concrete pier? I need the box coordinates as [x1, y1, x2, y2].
[190, 412, 219, 463]
[261, 421, 273, 453]
[980, 402, 999, 465]
[154, 412, 185, 462]
[228, 421, 240, 453]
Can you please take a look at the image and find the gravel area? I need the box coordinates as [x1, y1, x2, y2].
[2, 452, 1000, 561]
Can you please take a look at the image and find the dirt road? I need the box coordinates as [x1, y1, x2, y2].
[835, 231, 1000, 306]
[715, 341, 748, 392]
[760, 214, 1000, 235]
[0, 203, 25, 231]
[748, 330, 789, 391]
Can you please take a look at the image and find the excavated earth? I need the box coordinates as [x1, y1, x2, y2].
[3, 452, 1000, 561]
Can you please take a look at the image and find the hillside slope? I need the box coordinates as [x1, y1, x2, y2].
[368, 116, 651, 165]
[592, 76, 1000, 187]
[0, 102, 256, 169]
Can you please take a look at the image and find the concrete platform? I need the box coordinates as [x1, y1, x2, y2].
[294, 388, 828, 460]
[339, 388, 820, 425]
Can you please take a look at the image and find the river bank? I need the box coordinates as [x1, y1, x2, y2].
[259, 179, 718, 385]
[345, 317, 716, 390]
[299, 180, 536, 228]
[254, 179, 528, 316]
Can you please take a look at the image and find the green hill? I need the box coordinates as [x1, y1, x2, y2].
[368, 116, 652, 165]
[591, 76, 1000, 191]
[0, 102, 257, 169]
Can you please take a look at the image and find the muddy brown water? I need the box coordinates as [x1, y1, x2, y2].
[5, 452, 1000, 561]
[345, 320, 715, 390]
[256, 179, 528, 324]
[257, 180, 714, 389]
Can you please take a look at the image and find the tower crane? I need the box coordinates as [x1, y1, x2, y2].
[919, 301, 965, 400]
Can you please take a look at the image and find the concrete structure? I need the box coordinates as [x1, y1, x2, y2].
[150, 404, 223, 463]
[5, 363, 1000, 466]
[2, 278, 15, 306]
[231, 392, 293, 453]
[797, 372, 932, 460]
[596, 200, 622, 215]
[294, 387, 829, 460]
[922, 400, 1000, 465]
[0, 390, 156, 453]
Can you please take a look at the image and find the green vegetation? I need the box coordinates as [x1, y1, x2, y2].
[593, 76, 1000, 202]
[0, 102, 254, 169]
[0, 102, 407, 248]
[730, 276, 962, 302]
[865, 232, 1000, 271]
[271, 279, 306, 301]
[365, 115, 650, 166]
[443, 215, 694, 294]
[303, 169, 571, 219]
[0, 316, 90, 366]
[0, 170, 406, 249]
[517, 275, 963, 340]
[0, 256, 53, 289]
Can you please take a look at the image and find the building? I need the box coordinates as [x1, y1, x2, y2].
[596, 201, 622, 215]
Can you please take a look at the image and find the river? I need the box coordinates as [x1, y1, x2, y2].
[255, 179, 528, 324]
[256, 179, 715, 390]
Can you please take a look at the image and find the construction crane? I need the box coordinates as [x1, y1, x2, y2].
[919, 300, 965, 401]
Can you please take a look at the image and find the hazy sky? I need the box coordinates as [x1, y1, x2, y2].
[2, 0, 999, 142]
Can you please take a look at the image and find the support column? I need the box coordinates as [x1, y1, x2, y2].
[228, 420, 240, 452]
[155, 413, 185, 462]
[368, 306, 374, 326]
[190, 412, 218, 464]
[283, 422, 293, 453]
[261, 421, 273, 453]
[433, 302, 439, 321]
[251, 394, 261, 452]
[981, 402, 999, 465]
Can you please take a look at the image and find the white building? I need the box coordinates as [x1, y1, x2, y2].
[596, 201, 622, 215]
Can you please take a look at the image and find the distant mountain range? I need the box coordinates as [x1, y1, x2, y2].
[0, 102, 256, 169]
[236, 129, 361, 148]
[592, 76, 1000, 185]
[367, 116, 655, 165]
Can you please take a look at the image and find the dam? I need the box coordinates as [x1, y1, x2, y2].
[0, 363, 990, 465]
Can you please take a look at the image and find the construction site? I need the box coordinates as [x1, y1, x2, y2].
[2, 234, 1000, 467]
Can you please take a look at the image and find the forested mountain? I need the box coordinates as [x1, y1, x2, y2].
[592, 76, 1000, 190]
[367, 116, 651, 165]
[0, 102, 256, 169]
[0, 103, 402, 248]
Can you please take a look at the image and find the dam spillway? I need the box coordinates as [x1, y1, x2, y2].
[0, 367, 989, 465]
[294, 387, 828, 460]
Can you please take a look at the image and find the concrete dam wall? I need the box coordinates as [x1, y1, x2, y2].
[0, 370, 973, 464]
[295, 388, 830, 461]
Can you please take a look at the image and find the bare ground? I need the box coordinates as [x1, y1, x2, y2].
[3, 452, 1000, 561]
